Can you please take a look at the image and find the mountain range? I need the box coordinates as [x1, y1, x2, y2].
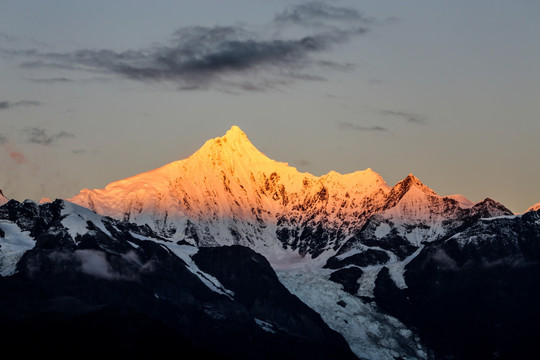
[1, 126, 539, 359]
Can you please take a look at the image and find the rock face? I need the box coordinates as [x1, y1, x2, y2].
[327, 195, 513, 272]
[0, 199, 356, 359]
[373, 209, 540, 359]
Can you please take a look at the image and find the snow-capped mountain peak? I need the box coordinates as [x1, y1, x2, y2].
[190, 125, 275, 168]
[68, 126, 508, 263]
[395, 173, 437, 195]
[472, 197, 513, 217]
[69, 126, 395, 259]
[382, 173, 438, 212]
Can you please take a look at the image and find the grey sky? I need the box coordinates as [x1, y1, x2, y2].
[0, 0, 539, 213]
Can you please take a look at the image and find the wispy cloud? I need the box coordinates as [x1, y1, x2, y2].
[338, 121, 388, 132]
[1, 140, 28, 164]
[274, 1, 374, 27]
[24, 127, 75, 146]
[27, 77, 74, 84]
[381, 110, 426, 124]
[0, 100, 41, 110]
[2, 3, 375, 92]
[0, 32, 48, 48]
[0, 32, 17, 43]
[9, 150, 27, 164]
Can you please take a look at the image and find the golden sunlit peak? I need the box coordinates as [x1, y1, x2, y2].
[223, 125, 248, 142]
[187, 125, 274, 167]
[204, 125, 257, 153]
[202, 125, 254, 151]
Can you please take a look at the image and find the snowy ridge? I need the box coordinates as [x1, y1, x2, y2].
[0, 199, 235, 299]
[526, 202, 540, 213]
[61, 200, 113, 240]
[69, 126, 393, 259]
[69, 126, 482, 262]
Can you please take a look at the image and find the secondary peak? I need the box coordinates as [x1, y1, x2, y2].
[394, 173, 438, 196]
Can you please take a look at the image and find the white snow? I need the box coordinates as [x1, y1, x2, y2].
[61, 200, 112, 240]
[446, 194, 475, 208]
[374, 223, 391, 239]
[0, 221, 35, 276]
[480, 214, 517, 222]
[126, 240, 140, 249]
[254, 318, 276, 333]
[357, 266, 384, 298]
[387, 248, 423, 289]
[277, 268, 428, 360]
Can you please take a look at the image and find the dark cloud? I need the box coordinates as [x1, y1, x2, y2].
[0, 133, 6, 145]
[275, 1, 374, 27]
[337, 121, 388, 132]
[2, 3, 373, 92]
[0, 100, 42, 110]
[24, 127, 75, 146]
[381, 110, 426, 124]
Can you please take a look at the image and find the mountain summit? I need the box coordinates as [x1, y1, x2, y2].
[191, 125, 274, 168]
[68, 126, 495, 263]
[69, 126, 394, 261]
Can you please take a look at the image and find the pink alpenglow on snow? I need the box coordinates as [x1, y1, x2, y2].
[68, 126, 489, 264]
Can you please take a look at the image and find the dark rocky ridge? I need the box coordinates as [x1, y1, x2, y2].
[373, 210, 540, 359]
[0, 199, 357, 359]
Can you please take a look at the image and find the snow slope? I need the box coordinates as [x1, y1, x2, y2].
[69, 126, 392, 259]
[277, 268, 428, 359]
[69, 126, 482, 262]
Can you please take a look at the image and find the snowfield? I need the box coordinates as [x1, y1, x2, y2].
[277, 268, 428, 360]
[0, 220, 35, 276]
